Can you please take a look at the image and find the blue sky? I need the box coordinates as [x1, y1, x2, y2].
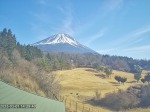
[0, 0, 150, 59]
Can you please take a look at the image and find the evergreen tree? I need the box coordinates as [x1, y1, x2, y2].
[0, 28, 16, 61]
[104, 67, 112, 78]
[144, 73, 150, 83]
[134, 66, 142, 82]
[141, 78, 146, 83]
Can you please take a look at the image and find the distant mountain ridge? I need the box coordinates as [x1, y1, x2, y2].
[32, 33, 97, 54]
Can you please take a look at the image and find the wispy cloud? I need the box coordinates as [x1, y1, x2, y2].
[112, 26, 150, 48]
[127, 26, 150, 40]
[133, 27, 150, 37]
[76, 0, 124, 43]
[97, 26, 150, 56]
[29, 10, 54, 40]
[97, 48, 116, 54]
[37, 0, 47, 5]
[86, 29, 106, 45]
[29, 0, 75, 40]
[103, 0, 124, 11]
[56, 3, 74, 35]
[125, 45, 150, 53]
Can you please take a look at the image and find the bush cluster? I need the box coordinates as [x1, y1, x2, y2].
[115, 76, 127, 84]
[89, 84, 150, 111]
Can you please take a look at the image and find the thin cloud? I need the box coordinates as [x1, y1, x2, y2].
[29, 11, 54, 40]
[37, 0, 47, 5]
[98, 27, 150, 57]
[125, 45, 150, 53]
[56, 3, 74, 35]
[133, 27, 150, 37]
[62, 15, 74, 35]
[126, 26, 150, 40]
[97, 48, 116, 54]
[112, 26, 150, 48]
[86, 29, 106, 45]
[29, 1, 74, 40]
[32, 13, 50, 23]
[103, 0, 124, 11]
[76, 0, 124, 40]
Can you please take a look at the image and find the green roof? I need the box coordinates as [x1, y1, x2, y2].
[0, 80, 65, 112]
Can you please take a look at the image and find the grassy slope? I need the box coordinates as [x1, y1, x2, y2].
[56, 68, 135, 97]
[55, 68, 150, 112]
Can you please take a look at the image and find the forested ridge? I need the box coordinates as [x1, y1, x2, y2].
[102, 55, 150, 72]
[0, 28, 150, 75]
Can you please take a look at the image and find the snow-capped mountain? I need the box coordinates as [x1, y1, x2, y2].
[32, 33, 97, 54]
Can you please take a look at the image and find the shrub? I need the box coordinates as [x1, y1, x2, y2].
[99, 91, 138, 110]
[139, 85, 150, 107]
[141, 78, 146, 83]
[115, 76, 127, 84]
[144, 73, 150, 83]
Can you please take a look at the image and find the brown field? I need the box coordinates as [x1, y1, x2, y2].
[54, 68, 150, 112]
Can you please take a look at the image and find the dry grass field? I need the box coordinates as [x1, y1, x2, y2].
[54, 68, 150, 112]
[56, 68, 135, 96]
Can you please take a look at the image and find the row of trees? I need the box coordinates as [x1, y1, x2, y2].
[133, 66, 150, 84]
[114, 66, 150, 85]
[92, 63, 113, 78]
[0, 28, 42, 62]
[17, 43, 42, 61]
[102, 55, 150, 73]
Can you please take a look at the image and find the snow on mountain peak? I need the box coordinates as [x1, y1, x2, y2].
[33, 33, 79, 46]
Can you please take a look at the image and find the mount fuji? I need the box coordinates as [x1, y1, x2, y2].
[32, 33, 97, 54]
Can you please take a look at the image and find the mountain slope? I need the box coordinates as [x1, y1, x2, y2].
[32, 33, 97, 54]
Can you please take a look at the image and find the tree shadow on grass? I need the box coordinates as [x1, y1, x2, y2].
[95, 74, 106, 79]
[109, 81, 120, 86]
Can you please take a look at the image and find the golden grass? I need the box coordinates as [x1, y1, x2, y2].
[55, 68, 150, 112]
[56, 68, 135, 96]
[124, 108, 150, 112]
[55, 68, 138, 112]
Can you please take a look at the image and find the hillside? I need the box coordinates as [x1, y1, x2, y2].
[56, 68, 135, 96]
[0, 28, 60, 99]
[55, 68, 135, 111]
[55, 68, 150, 112]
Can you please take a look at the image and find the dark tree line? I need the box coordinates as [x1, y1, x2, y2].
[0, 28, 42, 62]
[0, 28, 16, 61]
[17, 43, 42, 61]
[101, 55, 150, 73]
